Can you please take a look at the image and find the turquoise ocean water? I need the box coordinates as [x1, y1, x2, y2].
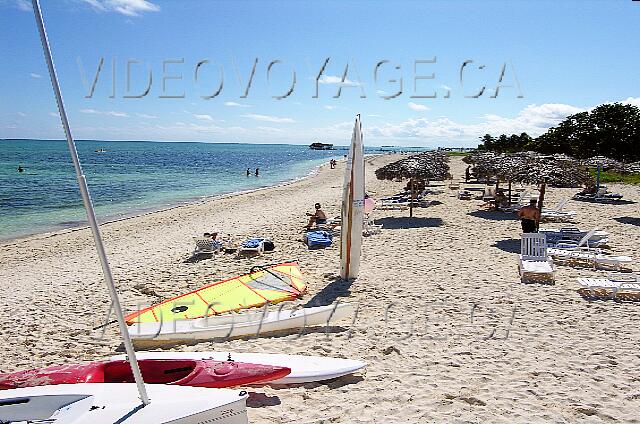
[0, 139, 356, 241]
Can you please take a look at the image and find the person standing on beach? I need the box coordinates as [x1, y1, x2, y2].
[517, 199, 540, 233]
[255, 168, 259, 177]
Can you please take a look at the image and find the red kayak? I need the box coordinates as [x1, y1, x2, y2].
[0, 359, 290, 389]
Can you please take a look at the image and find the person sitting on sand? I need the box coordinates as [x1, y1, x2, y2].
[306, 203, 327, 229]
[517, 199, 540, 233]
[494, 189, 508, 209]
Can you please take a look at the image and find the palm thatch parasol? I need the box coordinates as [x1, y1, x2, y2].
[375, 151, 452, 216]
[465, 151, 594, 219]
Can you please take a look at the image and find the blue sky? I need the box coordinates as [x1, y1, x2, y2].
[1, 0, 639, 147]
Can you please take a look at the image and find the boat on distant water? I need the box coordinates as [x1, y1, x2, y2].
[95, 148, 107, 153]
[309, 142, 334, 150]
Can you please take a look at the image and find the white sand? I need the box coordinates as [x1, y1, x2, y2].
[1, 155, 639, 423]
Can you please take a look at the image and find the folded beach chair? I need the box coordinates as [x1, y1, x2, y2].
[518, 233, 555, 283]
[192, 237, 223, 255]
[577, 274, 640, 300]
[237, 237, 268, 256]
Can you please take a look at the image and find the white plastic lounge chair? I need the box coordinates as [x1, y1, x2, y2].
[540, 203, 577, 222]
[363, 215, 382, 236]
[540, 227, 609, 248]
[577, 274, 640, 300]
[519, 233, 555, 283]
[549, 246, 633, 271]
[237, 237, 267, 256]
[193, 237, 222, 255]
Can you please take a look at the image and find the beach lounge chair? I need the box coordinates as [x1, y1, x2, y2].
[237, 237, 268, 256]
[363, 215, 382, 236]
[540, 199, 577, 222]
[577, 274, 640, 300]
[192, 237, 222, 255]
[540, 227, 609, 248]
[574, 187, 624, 203]
[518, 233, 555, 283]
[547, 228, 632, 270]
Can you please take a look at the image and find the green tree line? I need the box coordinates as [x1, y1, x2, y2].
[477, 103, 640, 162]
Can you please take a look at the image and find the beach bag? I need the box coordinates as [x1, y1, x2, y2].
[305, 230, 332, 249]
[263, 240, 275, 251]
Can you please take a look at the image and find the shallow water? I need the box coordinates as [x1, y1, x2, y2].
[0, 139, 348, 240]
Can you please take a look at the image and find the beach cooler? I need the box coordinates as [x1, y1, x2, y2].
[305, 231, 333, 249]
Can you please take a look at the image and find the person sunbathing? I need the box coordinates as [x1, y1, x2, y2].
[306, 203, 327, 229]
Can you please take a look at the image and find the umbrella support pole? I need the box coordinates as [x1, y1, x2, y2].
[508, 181, 512, 206]
[410, 179, 415, 218]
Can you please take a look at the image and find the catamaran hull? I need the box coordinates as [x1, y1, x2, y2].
[112, 351, 367, 385]
[129, 303, 354, 344]
[0, 383, 248, 424]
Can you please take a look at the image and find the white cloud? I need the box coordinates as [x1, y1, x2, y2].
[256, 126, 285, 133]
[136, 113, 158, 119]
[49, 112, 58, 117]
[224, 101, 251, 108]
[317, 75, 360, 86]
[79, 108, 128, 117]
[324, 105, 336, 110]
[17, 112, 27, 117]
[367, 102, 585, 143]
[12, 0, 31, 11]
[408, 102, 429, 111]
[105, 111, 128, 117]
[80, 0, 160, 16]
[29, 72, 42, 79]
[242, 113, 295, 123]
[367, 114, 381, 118]
[194, 114, 214, 121]
[621, 97, 640, 108]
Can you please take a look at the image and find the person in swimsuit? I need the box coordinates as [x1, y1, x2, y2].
[518, 199, 540, 233]
[305, 203, 327, 229]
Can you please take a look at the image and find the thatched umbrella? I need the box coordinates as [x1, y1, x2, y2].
[375, 151, 452, 216]
[466, 152, 593, 227]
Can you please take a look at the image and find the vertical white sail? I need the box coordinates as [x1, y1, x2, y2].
[340, 115, 365, 280]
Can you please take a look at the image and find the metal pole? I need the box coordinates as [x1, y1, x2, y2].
[31, 0, 150, 405]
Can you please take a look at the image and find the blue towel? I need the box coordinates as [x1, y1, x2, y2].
[306, 231, 332, 248]
[242, 238, 264, 248]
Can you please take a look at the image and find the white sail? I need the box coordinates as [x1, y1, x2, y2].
[340, 115, 365, 280]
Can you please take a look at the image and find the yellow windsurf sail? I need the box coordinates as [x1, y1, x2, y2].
[125, 262, 306, 324]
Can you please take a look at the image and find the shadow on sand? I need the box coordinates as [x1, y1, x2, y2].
[305, 277, 353, 307]
[247, 392, 282, 408]
[493, 238, 520, 254]
[374, 216, 443, 229]
[468, 210, 518, 221]
[614, 216, 640, 226]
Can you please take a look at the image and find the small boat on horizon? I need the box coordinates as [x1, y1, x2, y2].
[95, 148, 107, 153]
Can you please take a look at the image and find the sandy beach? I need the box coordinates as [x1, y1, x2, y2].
[1, 154, 639, 423]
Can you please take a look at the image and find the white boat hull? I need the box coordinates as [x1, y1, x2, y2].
[340, 115, 365, 280]
[129, 303, 355, 344]
[0, 383, 247, 424]
[112, 352, 367, 385]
